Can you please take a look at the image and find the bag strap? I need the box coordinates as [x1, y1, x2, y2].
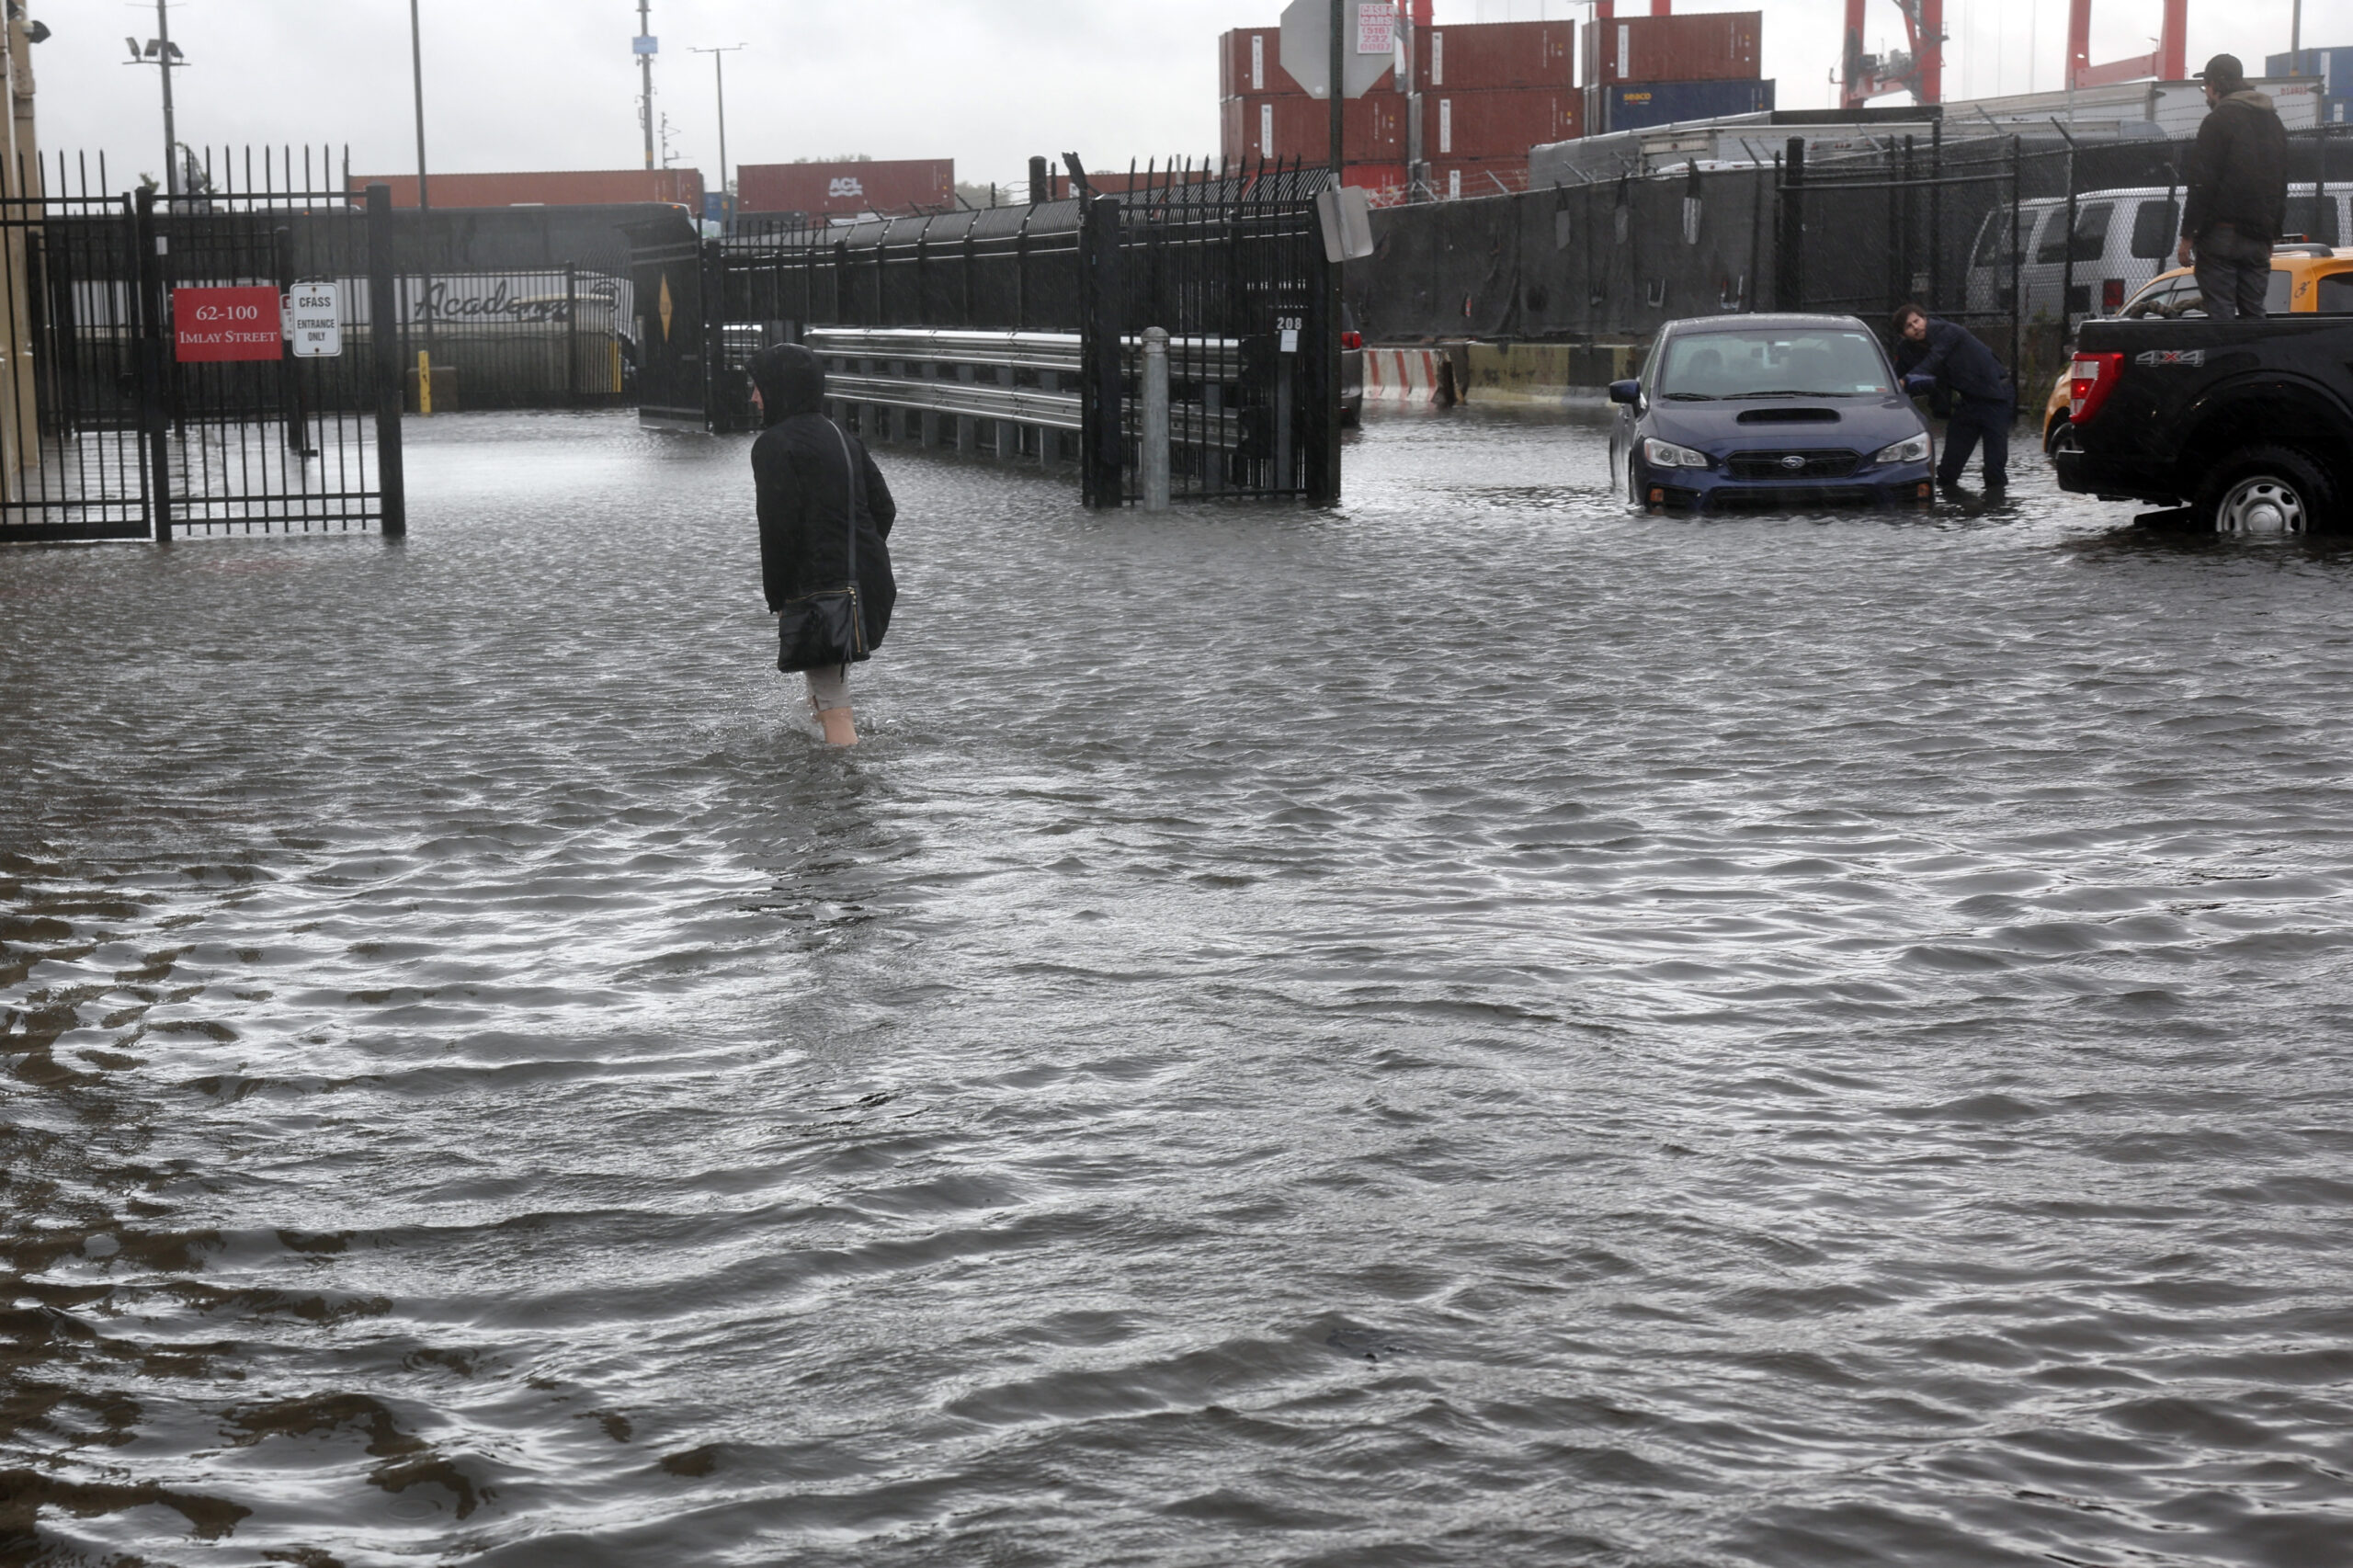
[828, 419, 859, 586]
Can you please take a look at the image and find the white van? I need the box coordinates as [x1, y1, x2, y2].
[1965, 183, 2353, 322]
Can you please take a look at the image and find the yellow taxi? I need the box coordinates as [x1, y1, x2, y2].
[2042, 244, 2353, 455]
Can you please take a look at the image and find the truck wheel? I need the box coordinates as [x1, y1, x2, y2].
[2199, 446, 2337, 536]
[2045, 417, 2078, 457]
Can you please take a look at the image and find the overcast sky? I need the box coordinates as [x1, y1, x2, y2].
[40, 1, 2322, 195]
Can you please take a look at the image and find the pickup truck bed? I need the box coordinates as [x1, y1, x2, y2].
[2053, 315, 2353, 532]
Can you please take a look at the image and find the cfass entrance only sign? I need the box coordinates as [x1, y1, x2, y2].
[174, 285, 283, 362]
[283, 281, 342, 358]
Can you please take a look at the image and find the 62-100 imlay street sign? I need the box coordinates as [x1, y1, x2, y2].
[1279, 0, 1397, 100]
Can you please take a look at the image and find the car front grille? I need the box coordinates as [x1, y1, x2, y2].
[1726, 449, 1862, 481]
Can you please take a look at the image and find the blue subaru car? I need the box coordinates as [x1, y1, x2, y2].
[1608, 313, 1936, 510]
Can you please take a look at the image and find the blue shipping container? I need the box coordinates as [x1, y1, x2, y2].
[2268, 45, 2351, 124]
[1604, 78, 1775, 133]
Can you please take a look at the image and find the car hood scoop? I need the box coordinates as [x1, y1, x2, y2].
[1735, 407, 1842, 424]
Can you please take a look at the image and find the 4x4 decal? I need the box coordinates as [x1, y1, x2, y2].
[2134, 348, 2206, 368]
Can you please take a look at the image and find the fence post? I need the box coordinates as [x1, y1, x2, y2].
[1078, 193, 1126, 508]
[1927, 119, 1944, 312]
[2007, 137, 2023, 393]
[367, 182, 407, 539]
[1141, 325, 1170, 512]
[564, 262, 579, 404]
[1775, 138, 1804, 312]
[133, 187, 173, 542]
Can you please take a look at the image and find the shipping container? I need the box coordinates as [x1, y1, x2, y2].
[1419, 21, 1574, 90]
[1599, 78, 1774, 134]
[1427, 88, 1580, 159]
[1221, 27, 1307, 97]
[1429, 160, 1531, 200]
[2268, 45, 2352, 122]
[736, 159, 955, 217]
[1586, 11, 1762, 87]
[350, 169, 706, 210]
[1224, 93, 1412, 165]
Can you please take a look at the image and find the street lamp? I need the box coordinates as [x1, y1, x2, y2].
[689, 43, 745, 227]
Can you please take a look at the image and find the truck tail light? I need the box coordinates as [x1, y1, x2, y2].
[2069, 351, 2124, 424]
[1341, 331, 1364, 350]
[2102, 278, 2125, 312]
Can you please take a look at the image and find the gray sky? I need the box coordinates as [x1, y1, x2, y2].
[41, 1, 2321, 196]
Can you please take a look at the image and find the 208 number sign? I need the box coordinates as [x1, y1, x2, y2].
[174, 285, 284, 362]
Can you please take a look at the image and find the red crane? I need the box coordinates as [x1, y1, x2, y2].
[2067, 0, 2188, 89]
[1841, 0, 1945, 108]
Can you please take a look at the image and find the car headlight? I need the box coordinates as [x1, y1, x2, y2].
[1642, 436, 1711, 469]
[1874, 432, 1931, 465]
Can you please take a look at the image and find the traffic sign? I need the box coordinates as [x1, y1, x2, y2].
[173, 286, 282, 362]
[1279, 0, 1396, 100]
[284, 281, 342, 358]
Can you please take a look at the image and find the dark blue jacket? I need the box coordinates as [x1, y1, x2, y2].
[1894, 319, 2013, 407]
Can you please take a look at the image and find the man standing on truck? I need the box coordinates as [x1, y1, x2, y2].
[2176, 53, 2289, 321]
[1893, 303, 2014, 497]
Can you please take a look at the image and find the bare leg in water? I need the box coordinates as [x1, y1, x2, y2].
[805, 664, 856, 746]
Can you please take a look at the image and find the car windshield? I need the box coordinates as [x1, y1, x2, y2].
[1656, 329, 1893, 399]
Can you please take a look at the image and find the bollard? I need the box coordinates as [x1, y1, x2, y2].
[1141, 326, 1171, 513]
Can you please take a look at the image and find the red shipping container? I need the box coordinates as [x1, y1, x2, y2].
[1586, 11, 1762, 86]
[736, 159, 955, 218]
[350, 169, 706, 210]
[1418, 21, 1574, 90]
[1426, 89, 1580, 160]
[1429, 160, 1532, 200]
[1220, 28, 1305, 97]
[1225, 93, 1410, 165]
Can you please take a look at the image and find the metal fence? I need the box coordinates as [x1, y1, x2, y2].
[1777, 124, 2353, 407]
[666, 159, 1342, 507]
[0, 150, 403, 544]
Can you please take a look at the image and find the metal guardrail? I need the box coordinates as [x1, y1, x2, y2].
[807, 327, 1245, 473]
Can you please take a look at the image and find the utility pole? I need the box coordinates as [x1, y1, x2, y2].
[636, 0, 657, 172]
[2292, 0, 2303, 74]
[689, 44, 745, 226]
[1328, 0, 1344, 184]
[409, 0, 429, 210]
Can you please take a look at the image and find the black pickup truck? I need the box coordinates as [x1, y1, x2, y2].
[2053, 317, 2353, 533]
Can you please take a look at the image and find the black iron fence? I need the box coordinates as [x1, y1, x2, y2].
[660, 160, 1342, 506]
[0, 150, 403, 543]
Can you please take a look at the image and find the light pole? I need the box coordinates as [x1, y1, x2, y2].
[689, 43, 745, 226]
[123, 0, 188, 196]
[409, 0, 429, 210]
[635, 0, 658, 171]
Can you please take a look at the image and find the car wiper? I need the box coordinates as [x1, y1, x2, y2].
[1661, 392, 1716, 400]
[1741, 389, 1856, 398]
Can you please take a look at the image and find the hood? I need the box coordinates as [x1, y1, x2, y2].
[1649, 395, 1923, 449]
[2224, 87, 2274, 111]
[747, 343, 826, 426]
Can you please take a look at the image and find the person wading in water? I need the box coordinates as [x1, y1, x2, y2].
[747, 345, 897, 747]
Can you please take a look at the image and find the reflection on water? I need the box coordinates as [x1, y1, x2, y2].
[6, 407, 2353, 1565]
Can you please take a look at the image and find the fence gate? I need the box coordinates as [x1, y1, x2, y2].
[0, 153, 404, 544]
[688, 160, 1341, 507]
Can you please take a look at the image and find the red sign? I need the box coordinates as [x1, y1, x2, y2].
[174, 286, 283, 362]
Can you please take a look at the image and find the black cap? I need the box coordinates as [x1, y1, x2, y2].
[2196, 53, 2245, 85]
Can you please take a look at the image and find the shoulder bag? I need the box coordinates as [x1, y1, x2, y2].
[776, 422, 870, 673]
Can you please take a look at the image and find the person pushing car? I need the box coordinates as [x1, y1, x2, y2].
[1892, 303, 2014, 497]
[2175, 53, 2289, 321]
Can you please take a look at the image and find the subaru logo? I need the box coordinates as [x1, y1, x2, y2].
[1779, 454, 1806, 471]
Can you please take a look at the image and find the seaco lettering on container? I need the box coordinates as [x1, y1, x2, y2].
[1602, 77, 1776, 133]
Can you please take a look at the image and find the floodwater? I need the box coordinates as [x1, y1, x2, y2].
[6, 405, 2353, 1567]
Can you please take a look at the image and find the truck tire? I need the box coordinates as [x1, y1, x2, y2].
[2197, 446, 2338, 536]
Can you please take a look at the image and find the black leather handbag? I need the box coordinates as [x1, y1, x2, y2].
[776, 423, 870, 673]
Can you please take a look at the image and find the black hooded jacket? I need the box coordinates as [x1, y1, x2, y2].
[748, 344, 897, 651]
[2181, 87, 2289, 244]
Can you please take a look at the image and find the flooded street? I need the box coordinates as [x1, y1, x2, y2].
[6, 405, 2353, 1566]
